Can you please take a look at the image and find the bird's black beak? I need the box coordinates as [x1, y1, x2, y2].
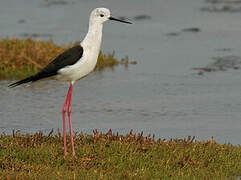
[109, 17, 132, 24]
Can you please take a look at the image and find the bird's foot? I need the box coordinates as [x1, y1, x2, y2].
[64, 151, 68, 156]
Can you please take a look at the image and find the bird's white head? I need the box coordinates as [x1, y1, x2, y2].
[90, 8, 110, 24]
[89, 7, 132, 25]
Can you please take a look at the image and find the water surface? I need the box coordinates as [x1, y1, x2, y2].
[1, 0, 241, 144]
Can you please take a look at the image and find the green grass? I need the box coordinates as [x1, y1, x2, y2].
[0, 38, 132, 79]
[0, 130, 240, 179]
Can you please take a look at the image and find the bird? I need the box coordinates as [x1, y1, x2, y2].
[8, 7, 131, 156]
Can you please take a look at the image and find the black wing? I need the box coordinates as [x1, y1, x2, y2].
[8, 45, 83, 88]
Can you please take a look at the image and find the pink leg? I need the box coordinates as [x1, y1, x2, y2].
[67, 83, 75, 156]
[62, 84, 72, 155]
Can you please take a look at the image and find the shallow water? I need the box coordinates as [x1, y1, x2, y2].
[1, 0, 241, 144]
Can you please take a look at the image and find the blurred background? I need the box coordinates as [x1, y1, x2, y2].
[1, 0, 241, 144]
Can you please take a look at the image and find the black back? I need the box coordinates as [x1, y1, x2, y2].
[8, 45, 83, 88]
[38, 45, 83, 76]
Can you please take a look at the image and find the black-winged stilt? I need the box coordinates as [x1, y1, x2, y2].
[8, 7, 131, 156]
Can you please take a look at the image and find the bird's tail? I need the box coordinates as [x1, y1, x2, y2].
[8, 75, 38, 88]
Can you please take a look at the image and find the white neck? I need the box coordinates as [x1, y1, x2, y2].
[81, 21, 103, 50]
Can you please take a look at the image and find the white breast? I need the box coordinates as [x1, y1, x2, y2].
[57, 45, 100, 82]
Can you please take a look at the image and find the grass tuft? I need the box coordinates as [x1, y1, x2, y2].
[0, 37, 133, 79]
[0, 130, 240, 179]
